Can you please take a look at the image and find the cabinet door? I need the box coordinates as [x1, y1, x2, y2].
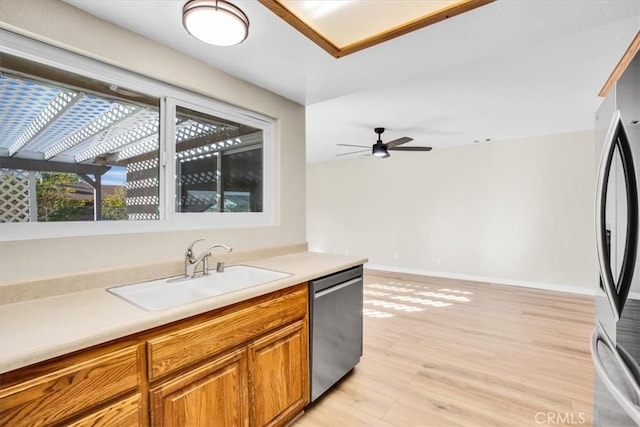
[248, 320, 309, 427]
[150, 349, 248, 427]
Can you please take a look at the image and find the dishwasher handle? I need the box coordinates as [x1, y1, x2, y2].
[314, 277, 361, 299]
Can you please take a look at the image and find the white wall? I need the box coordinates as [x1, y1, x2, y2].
[308, 131, 598, 292]
[0, 0, 306, 284]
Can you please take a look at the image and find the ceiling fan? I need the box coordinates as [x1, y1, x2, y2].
[336, 127, 432, 159]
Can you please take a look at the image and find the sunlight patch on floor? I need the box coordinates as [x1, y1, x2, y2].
[363, 290, 391, 297]
[389, 295, 452, 307]
[363, 279, 472, 318]
[363, 308, 394, 318]
[367, 284, 417, 293]
[364, 299, 424, 312]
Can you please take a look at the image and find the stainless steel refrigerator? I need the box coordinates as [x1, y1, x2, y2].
[592, 50, 640, 426]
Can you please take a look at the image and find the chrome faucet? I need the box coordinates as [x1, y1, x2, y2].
[184, 240, 233, 279]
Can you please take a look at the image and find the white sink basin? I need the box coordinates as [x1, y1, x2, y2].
[108, 265, 292, 311]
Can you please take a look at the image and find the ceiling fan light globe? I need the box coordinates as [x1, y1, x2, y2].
[372, 144, 389, 158]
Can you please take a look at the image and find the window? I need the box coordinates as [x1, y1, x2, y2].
[174, 105, 263, 213]
[0, 31, 275, 241]
[0, 62, 161, 223]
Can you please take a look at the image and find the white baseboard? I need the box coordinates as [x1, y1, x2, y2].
[364, 263, 598, 296]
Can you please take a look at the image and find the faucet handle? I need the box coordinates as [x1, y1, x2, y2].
[185, 239, 205, 260]
[205, 244, 233, 253]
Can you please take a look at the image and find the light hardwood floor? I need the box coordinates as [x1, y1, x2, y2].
[295, 271, 595, 427]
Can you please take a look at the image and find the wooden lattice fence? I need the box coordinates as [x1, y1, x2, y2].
[0, 169, 32, 222]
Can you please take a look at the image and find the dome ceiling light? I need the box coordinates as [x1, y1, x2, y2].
[182, 0, 249, 47]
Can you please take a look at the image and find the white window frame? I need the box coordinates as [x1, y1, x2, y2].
[165, 97, 274, 227]
[0, 30, 276, 242]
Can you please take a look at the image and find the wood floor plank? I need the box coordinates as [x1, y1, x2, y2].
[295, 272, 595, 427]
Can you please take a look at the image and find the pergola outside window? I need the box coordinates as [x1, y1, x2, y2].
[0, 64, 161, 223]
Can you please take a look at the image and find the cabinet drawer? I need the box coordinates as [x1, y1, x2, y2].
[147, 285, 307, 380]
[0, 345, 140, 427]
[67, 393, 142, 427]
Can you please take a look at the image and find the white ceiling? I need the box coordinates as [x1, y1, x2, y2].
[66, 0, 640, 163]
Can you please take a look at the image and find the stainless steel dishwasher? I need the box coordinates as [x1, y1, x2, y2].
[309, 265, 363, 402]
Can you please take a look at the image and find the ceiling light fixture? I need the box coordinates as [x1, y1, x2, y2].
[182, 0, 249, 47]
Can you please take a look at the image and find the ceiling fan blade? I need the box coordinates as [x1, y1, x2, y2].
[388, 146, 432, 151]
[337, 143, 370, 148]
[336, 149, 370, 157]
[385, 137, 413, 149]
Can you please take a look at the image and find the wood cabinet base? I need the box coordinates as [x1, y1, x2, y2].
[0, 284, 309, 427]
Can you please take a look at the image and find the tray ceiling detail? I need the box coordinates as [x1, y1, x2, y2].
[259, 0, 494, 58]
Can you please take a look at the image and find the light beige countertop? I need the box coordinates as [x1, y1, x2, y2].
[0, 251, 366, 374]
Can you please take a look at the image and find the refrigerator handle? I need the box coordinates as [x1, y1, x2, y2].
[595, 110, 622, 320]
[591, 323, 640, 424]
[618, 112, 640, 311]
[595, 109, 639, 321]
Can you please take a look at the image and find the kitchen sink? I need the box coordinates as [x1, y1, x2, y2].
[107, 265, 292, 311]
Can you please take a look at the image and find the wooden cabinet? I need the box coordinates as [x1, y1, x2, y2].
[150, 349, 248, 427]
[0, 283, 309, 427]
[0, 343, 141, 427]
[146, 284, 307, 382]
[148, 284, 309, 427]
[248, 320, 308, 427]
